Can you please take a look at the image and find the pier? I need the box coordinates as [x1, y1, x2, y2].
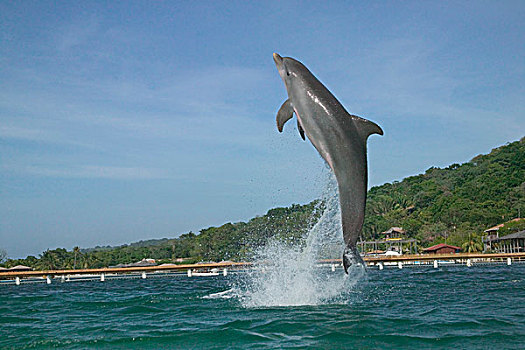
[0, 261, 248, 282]
[1, 252, 524, 285]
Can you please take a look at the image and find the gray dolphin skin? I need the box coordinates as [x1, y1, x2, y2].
[273, 53, 383, 274]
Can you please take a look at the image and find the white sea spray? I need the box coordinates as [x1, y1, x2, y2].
[234, 173, 366, 307]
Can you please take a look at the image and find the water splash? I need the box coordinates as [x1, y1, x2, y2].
[235, 173, 366, 307]
[202, 289, 236, 299]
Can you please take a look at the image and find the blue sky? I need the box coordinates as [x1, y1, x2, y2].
[1, 1, 524, 258]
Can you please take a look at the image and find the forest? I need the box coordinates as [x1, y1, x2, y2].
[2, 137, 524, 270]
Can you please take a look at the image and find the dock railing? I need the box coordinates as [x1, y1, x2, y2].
[1, 252, 524, 283]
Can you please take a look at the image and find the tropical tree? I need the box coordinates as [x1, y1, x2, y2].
[73, 246, 81, 269]
[37, 250, 57, 270]
[462, 233, 483, 253]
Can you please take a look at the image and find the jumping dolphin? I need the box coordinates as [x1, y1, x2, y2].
[273, 53, 383, 274]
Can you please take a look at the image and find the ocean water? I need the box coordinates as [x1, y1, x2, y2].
[2, 176, 525, 349]
[1, 264, 524, 349]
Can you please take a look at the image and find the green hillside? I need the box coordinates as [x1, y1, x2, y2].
[2, 137, 523, 270]
[363, 137, 524, 247]
[1, 202, 320, 270]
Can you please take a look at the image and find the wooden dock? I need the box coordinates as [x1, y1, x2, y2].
[0, 261, 250, 280]
[324, 252, 525, 266]
[1, 252, 524, 282]
[361, 251, 524, 263]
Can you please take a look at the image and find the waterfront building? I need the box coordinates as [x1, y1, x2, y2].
[364, 250, 386, 256]
[381, 227, 406, 240]
[484, 218, 523, 235]
[8, 265, 33, 271]
[422, 243, 461, 254]
[111, 258, 157, 268]
[483, 218, 524, 252]
[358, 227, 417, 255]
[484, 230, 525, 253]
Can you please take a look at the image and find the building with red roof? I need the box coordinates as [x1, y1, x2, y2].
[483, 218, 524, 252]
[423, 243, 461, 254]
[484, 218, 523, 234]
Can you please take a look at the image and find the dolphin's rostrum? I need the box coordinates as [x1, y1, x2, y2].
[273, 53, 383, 274]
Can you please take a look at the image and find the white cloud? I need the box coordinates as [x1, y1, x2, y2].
[324, 37, 524, 141]
[0, 55, 284, 186]
[13, 165, 171, 180]
[0, 60, 271, 146]
[0, 125, 50, 141]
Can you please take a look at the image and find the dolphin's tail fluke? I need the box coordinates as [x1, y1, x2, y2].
[342, 246, 365, 274]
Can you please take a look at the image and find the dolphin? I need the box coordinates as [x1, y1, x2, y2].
[273, 53, 383, 273]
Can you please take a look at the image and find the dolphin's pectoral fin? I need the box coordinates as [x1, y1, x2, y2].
[297, 119, 306, 140]
[276, 99, 294, 132]
[350, 114, 384, 139]
[343, 246, 365, 274]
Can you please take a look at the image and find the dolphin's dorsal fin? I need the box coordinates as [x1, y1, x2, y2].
[351, 115, 384, 139]
[297, 119, 306, 140]
[276, 99, 294, 132]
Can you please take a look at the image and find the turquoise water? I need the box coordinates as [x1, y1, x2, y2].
[1, 264, 524, 349]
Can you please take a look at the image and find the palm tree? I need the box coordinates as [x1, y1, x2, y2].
[38, 250, 57, 270]
[462, 233, 483, 253]
[73, 246, 80, 269]
[369, 195, 395, 216]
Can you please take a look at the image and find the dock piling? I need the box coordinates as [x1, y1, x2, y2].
[2, 253, 524, 285]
